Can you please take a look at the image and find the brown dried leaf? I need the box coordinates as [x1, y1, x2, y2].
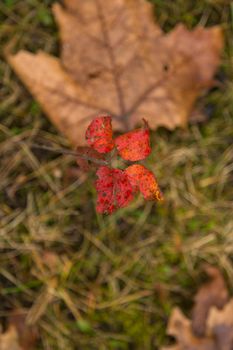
[0, 310, 38, 350]
[0, 326, 21, 350]
[192, 265, 229, 336]
[6, 0, 223, 147]
[161, 266, 233, 350]
[206, 299, 233, 350]
[163, 308, 216, 350]
[207, 298, 233, 332]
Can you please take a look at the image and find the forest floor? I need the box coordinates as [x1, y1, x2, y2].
[0, 0, 233, 349]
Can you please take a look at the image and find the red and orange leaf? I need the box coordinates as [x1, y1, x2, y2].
[76, 146, 105, 171]
[125, 164, 163, 201]
[85, 116, 114, 154]
[95, 166, 133, 214]
[115, 120, 151, 161]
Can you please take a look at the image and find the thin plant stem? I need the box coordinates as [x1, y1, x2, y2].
[19, 142, 110, 166]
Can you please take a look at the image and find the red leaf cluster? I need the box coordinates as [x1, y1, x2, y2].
[78, 116, 163, 214]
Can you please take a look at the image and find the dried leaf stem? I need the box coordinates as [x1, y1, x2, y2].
[20, 142, 110, 166]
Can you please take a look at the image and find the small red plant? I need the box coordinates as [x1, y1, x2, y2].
[77, 116, 163, 214]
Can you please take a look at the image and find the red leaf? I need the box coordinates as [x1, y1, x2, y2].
[76, 146, 105, 171]
[85, 116, 114, 154]
[125, 164, 163, 201]
[115, 120, 151, 161]
[95, 166, 134, 214]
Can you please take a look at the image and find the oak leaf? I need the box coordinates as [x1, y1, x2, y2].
[6, 0, 223, 147]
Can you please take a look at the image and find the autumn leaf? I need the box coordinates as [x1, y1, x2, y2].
[161, 265, 233, 350]
[206, 299, 233, 348]
[85, 116, 114, 153]
[0, 310, 38, 350]
[192, 264, 229, 336]
[115, 120, 151, 161]
[95, 166, 134, 214]
[0, 326, 22, 350]
[162, 308, 215, 350]
[6, 0, 223, 147]
[76, 146, 106, 171]
[71, 116, 164, 213]
[80, 117, 163, 213]
[125, 164, 163, 201]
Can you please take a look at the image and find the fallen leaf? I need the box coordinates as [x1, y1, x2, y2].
[207, 299, 233, 333]
[6, 0, 223, 147]
[95, 166, 133, 214]
[214, 325, 233, 350]
[207, 299, 233, 350]
[192, 265, 229, 336]
[0, 326, 21, 350]
[161, 308, 215, 350]
[0, 310, 38, 350]
[161, 266, 233, 350]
